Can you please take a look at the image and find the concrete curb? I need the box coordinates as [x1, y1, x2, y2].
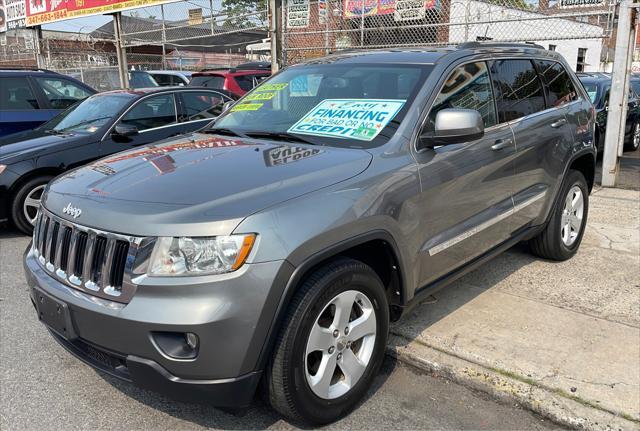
[387, 334, 640, 431]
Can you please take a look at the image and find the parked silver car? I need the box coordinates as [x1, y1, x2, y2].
[25, 42, 596, 424]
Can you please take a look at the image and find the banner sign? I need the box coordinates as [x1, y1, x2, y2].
[288, 99, 406, 141]
[287, 0, 309, 28]
[25, 0, 178, 27]
[344, 0, 437, 18]
[1, 0, 27, 32]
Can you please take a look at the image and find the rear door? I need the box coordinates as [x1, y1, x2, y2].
[490, 58, 573, 230]
[414, 60, 516, 286]
[0, 76, 49, 136]
[100, 93, 183, 156]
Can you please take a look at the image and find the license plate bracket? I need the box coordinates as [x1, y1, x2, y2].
[32, 287, 78, 340]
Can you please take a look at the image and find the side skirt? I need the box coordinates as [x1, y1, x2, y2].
[398, 225, 539, 318]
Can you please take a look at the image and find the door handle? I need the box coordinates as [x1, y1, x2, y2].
[491, 138, 513, 151]
[551, 118, 567, 128]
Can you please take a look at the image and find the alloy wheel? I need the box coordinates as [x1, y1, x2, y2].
[633, 123, 640, 150]
[560, 185, 584, 247]
[304, 290, 377, 400]
[23, 184, 45, 226]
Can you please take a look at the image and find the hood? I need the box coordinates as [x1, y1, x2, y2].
[0, 129, 79, 162]
[42, 132, 372, 236]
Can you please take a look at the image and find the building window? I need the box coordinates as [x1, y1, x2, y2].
[577, 48, 587, 72]
[548, 44, 556, 51]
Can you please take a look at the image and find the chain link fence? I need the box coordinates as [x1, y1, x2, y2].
[282, 0, 616, 70]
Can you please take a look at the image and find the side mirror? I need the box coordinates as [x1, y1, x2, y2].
[113, 124, 139, 138]
[419, 109, 484, 149]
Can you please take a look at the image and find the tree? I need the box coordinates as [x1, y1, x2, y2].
[221, 0, 268, 29]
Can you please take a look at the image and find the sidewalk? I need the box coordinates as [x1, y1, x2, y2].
[389, 187, 640, 430]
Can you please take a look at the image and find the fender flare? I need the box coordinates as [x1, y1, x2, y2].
[252, 229, 406, 372]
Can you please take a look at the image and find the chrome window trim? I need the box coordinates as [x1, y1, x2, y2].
[427, 191, 546, 256]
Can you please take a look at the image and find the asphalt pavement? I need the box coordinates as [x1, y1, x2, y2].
[0, 228, 559, 430]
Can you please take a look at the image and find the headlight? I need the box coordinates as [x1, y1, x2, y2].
[148, 234, 256, 276]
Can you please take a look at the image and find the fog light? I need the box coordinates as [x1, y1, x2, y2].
[185, 332, 198, 350]
[152, 331, 199, 360]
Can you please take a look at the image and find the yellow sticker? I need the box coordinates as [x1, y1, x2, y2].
[245, 92, 277, 101]
[231, 103, 264, 112]
[258, 83, 288, 91]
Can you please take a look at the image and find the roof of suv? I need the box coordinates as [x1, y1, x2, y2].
[0, 68, 65, 77]
[299, 42, 561, 67]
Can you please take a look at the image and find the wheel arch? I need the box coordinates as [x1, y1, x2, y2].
[254, 230, 406, 373]
[568, 151, 596, 193]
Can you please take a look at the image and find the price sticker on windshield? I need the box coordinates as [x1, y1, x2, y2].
[288, 99, 406, 141]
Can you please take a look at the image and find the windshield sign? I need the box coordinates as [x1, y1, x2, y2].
[212, 64, 431, 148]
[288, 99, 406, 141]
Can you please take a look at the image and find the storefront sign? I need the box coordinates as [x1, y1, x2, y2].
[558, 0, 604, 6]
[25, 0, 179, 27]
[287, 0, 309, 28]
[0, 0, 27, 32]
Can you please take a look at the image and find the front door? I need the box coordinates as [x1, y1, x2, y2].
[101, 93, 184, 157]
[414, 60, 516, 286]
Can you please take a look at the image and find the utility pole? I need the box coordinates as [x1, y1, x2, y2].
[113, 12, 130, 89]
[601, 0, 636, 187]
[269, 0, 283, 72]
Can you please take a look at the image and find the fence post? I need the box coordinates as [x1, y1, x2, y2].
[161, 4, 167, 69]
[269, 0, 282, 72]
[113, 12, 130, 89]
[601, 0, 635, 187]
[34, 26, 46, 68]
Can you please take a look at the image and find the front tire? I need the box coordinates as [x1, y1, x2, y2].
[626, 121, 640, 151]
[529, 170, 589, 261]
[267, 257, 389, 424]
[11, 175, 53, 235]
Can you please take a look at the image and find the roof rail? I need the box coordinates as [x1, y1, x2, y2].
[458, 41, 545, 50]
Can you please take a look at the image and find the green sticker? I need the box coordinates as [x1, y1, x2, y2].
[258, 83, 288, 91]
[231, 102, 263, 112]
[245, 92, 277, 101]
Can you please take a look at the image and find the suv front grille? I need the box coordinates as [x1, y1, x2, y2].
[32, 210, 144, 303]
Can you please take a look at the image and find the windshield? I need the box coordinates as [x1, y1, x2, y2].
[46, 93, 134, 134]
[211, 63, 432, 148]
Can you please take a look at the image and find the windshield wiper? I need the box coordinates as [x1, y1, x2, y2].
[205, 127, 247, 138]
[244, 131, 316, 145]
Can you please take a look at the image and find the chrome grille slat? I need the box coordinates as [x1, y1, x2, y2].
[31, 209, 143, 304]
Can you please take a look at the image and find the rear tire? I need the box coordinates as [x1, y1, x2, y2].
[625, 121, 640, 151]
[11, 175, 53, 235]
[266, 257, 389, 425]
[529, 170, 589, 261]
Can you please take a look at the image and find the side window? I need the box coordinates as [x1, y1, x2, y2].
[35, 77, 92, 109]
[0, 77, 39, 110]
[426, 61, 497, 131]
[120, 94, 177, 131]
[181, 91, 228, 120]
[490, 59, 546, 122]
[535, 61, 578, 108]
[153, 74, 173, 86]
[235, 75, 256, 92]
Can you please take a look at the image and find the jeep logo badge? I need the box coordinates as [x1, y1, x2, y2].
[62, 203, 82, 219]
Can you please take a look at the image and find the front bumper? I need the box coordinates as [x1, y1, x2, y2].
[24, 246, 293, 407]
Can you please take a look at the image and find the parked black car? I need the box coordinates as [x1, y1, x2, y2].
[0, 87, 233, 234]
[0, 68, 96, 137]
[578, 73, 640, 152]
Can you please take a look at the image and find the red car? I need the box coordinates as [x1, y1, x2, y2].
[189, 62, 271, 98]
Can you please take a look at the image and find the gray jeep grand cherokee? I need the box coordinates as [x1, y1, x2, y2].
[24, 43, 596, 424]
